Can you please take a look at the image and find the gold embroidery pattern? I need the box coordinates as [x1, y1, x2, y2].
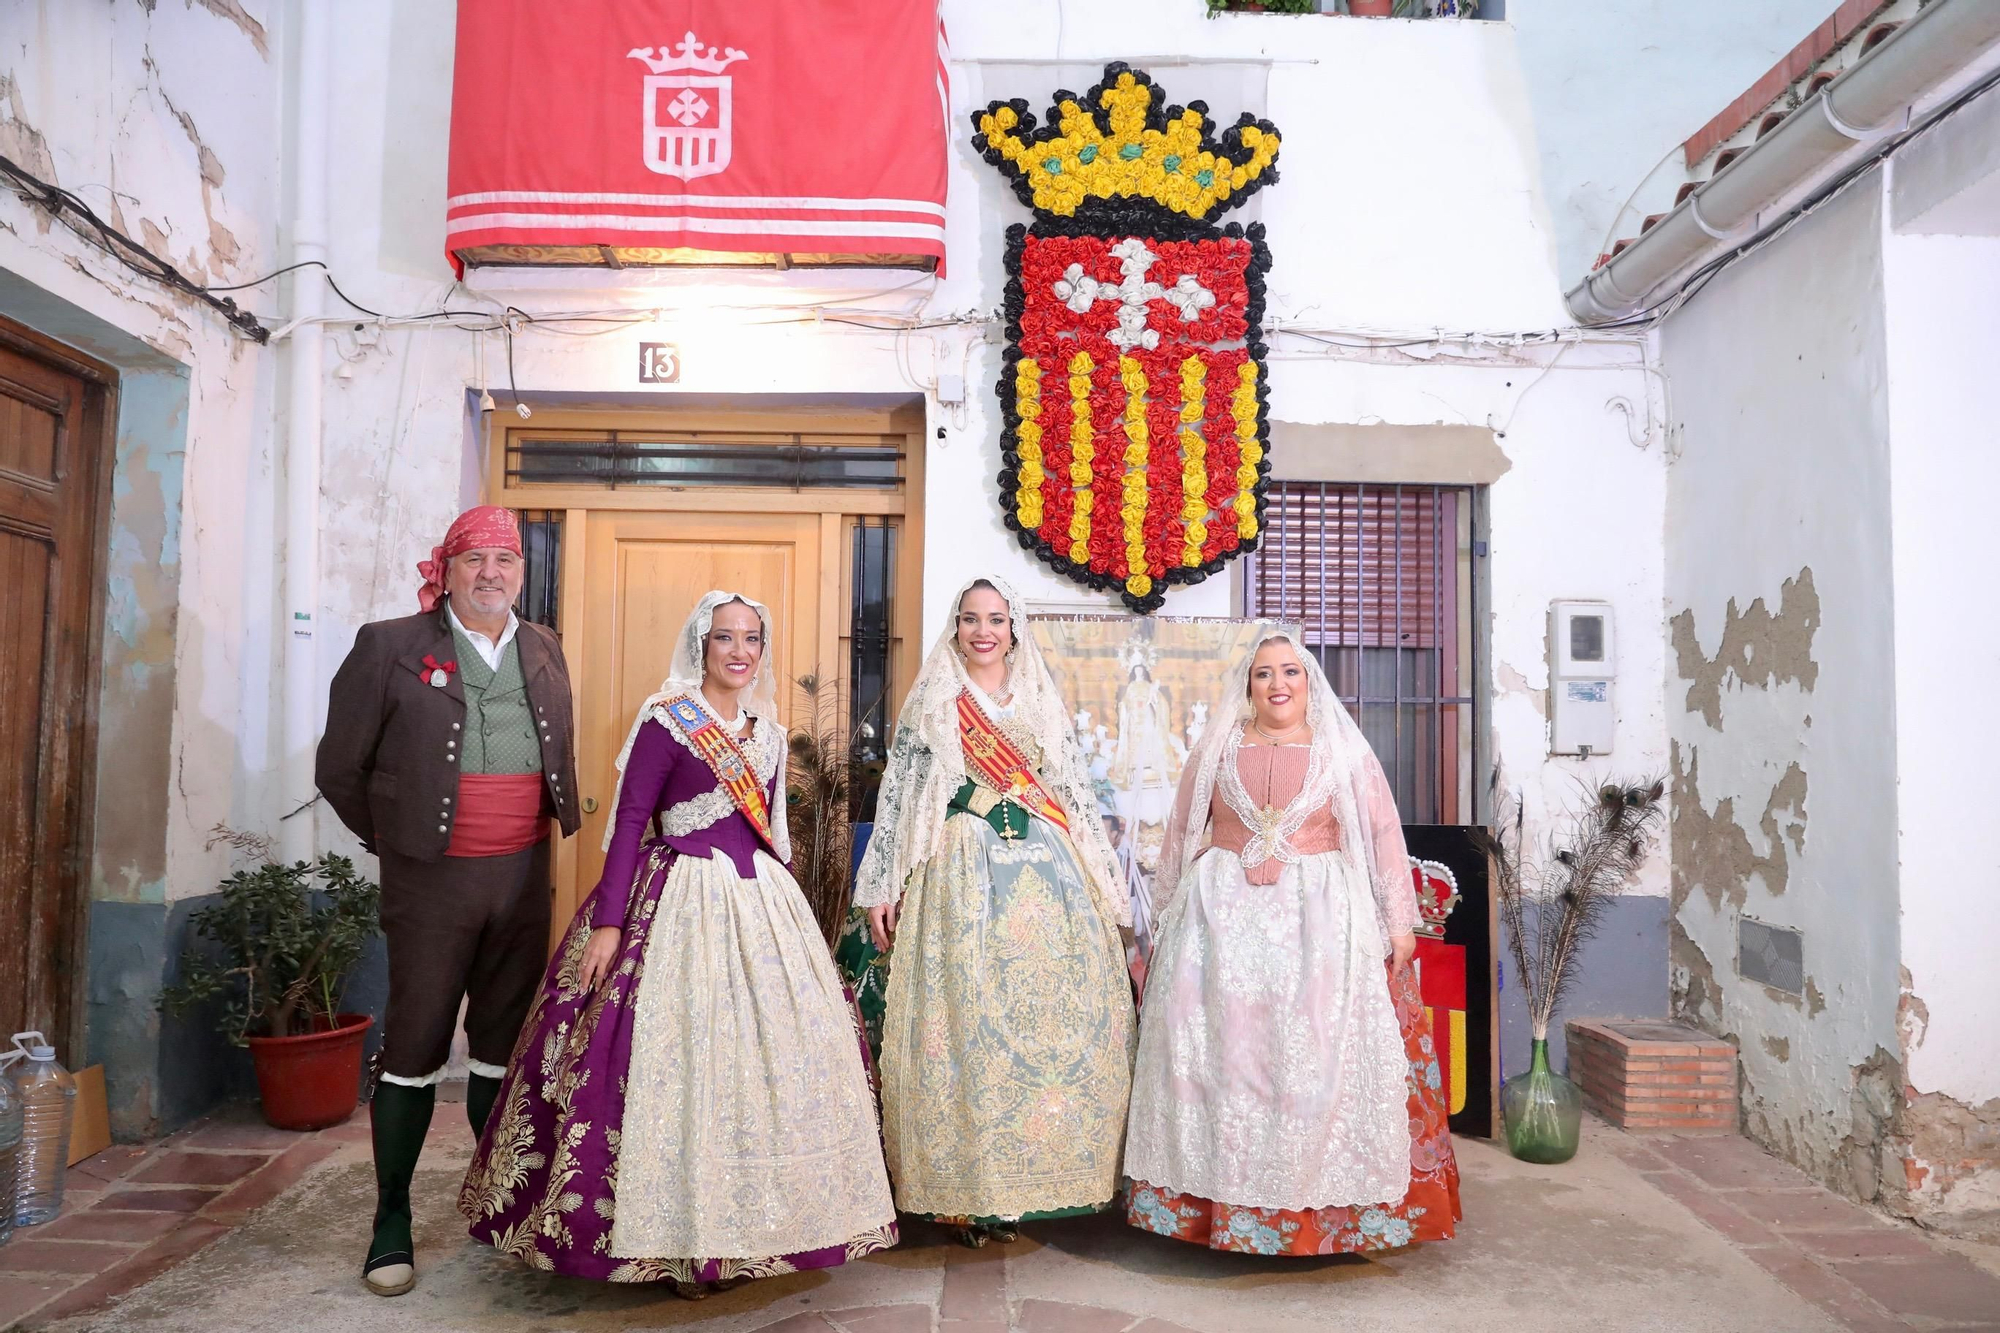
[610, 850, 896, 1259]
[880, 813, 1136, 1218]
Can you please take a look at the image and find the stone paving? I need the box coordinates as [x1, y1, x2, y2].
[0, 1102, 1995, 1332]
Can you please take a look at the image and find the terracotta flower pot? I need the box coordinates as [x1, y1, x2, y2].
[246, 1012, 373, 1131]
[1348, 0, 1396, 15]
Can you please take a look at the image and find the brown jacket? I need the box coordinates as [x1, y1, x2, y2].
[314, 603, 581, 862]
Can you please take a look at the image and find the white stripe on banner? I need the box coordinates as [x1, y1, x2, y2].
[445, 191, 945, 219]
[445, 212, 947, 242]
[937, 13, 952, 135]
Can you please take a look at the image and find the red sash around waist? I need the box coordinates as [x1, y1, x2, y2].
[444, 774, 550, 858]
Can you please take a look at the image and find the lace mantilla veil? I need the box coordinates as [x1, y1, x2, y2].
[599, 589, 790, 862]
[1154, 623, 1416, 944]
[851, 575, 1130, 927]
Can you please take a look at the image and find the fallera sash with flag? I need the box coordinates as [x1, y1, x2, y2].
[956, 690, 1069, 834]
[664, 695, 778, 853]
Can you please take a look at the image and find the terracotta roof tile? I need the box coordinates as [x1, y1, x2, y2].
[1683, 0, 1890, 166]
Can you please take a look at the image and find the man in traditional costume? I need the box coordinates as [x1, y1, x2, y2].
[459, 592, 895, 1298]
[1123, 626, 1461, 1256]
[849, 576, 1136, 1248]
[315, 504, 580, 1297]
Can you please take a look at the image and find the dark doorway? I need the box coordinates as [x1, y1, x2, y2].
[0, 318, 114, 1061]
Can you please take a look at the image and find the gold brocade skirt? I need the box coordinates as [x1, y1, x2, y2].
[877, 812, 1135, 1220]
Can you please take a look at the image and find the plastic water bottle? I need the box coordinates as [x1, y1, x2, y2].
[10, 1033, 76, 1227]
[0, 1050, 21, 1246]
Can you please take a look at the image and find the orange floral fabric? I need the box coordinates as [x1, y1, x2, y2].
[1125, 958, 1460, 1255]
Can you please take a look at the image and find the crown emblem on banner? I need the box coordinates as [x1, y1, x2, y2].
[627, 31, 748, 76]
[1410, 858, 1462, 940]
[973, 64, 1281, 224]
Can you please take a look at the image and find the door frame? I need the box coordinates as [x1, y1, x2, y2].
[482, 400, 927, 936]
[0, 316, 119, 1063]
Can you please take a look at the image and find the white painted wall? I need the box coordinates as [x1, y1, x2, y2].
[1882, 228, 2000, 1109]
[1659, 177, 1903, 1186]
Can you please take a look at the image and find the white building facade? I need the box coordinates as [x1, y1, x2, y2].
[0, 0, 1989, 1237]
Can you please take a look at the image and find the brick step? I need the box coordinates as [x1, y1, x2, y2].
[1568, 1018, 1739, 1132]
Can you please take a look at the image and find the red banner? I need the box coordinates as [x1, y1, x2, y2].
[446, 1, 948, 273]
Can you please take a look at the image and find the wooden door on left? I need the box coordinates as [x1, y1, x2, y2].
[0, 323, 112, 1057]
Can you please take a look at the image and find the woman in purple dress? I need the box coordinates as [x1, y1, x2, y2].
[460, 591, 896, 1298]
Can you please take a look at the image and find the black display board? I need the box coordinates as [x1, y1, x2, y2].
[1404, 824, 1498, 1140]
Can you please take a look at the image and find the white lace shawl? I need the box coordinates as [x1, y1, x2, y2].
[851, 575, 1129, 926]
[1154, 624, 1417, 944]
[601, 590, 791, 863]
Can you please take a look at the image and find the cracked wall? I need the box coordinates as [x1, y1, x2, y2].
[1660, 180, 1909, 1218]
[0, 0, 282, 1136]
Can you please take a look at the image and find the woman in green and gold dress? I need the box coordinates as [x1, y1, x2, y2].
[844, 576, 1135, 1247]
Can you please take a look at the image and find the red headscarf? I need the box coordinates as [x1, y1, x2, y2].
[417, 505, 522, 612]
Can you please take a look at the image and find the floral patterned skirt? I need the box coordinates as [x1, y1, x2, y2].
[1124, 959, 1460, 1256]
[459, 842, 897, 1283]
[871, 813, 1135, 1221]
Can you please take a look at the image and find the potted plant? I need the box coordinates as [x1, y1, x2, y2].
[162, 843, 382, 1131]
[1481, 777, 1666, 1163]
[1207, 0, 1320, 15]
[786, 672, 880, 947]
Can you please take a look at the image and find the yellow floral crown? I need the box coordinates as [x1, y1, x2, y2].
[972, 63, 1282, 224]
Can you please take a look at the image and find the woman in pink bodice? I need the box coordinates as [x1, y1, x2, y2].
[1122, 626, 1461, 1256]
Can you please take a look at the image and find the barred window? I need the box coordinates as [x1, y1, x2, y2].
[1243, 482, 1477, 824]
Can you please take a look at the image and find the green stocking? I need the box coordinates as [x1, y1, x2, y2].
[465, 1073, 502, 1138]
[366, 1081, 436, 1274]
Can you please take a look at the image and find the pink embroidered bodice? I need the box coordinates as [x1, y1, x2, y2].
[1211, 746, 1340, 884]
[1175, 739, 1421, 938]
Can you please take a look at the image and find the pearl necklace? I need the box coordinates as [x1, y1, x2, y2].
[1251, 718, 1307, 744]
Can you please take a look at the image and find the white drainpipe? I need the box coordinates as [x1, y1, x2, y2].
[1566, 0, 2000, 325]
[281, 1, 331, 866]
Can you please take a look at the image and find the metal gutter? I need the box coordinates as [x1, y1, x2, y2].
[1565, 0, 2000, 325]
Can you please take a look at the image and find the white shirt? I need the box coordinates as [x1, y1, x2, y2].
[446, 601, 519, 672]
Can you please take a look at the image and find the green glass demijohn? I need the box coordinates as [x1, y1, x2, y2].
[1501, 1036, 1583, 1164]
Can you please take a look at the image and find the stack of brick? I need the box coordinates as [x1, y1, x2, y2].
[1565, 1019, 1738, 1132]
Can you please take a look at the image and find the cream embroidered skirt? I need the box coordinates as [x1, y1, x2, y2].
[611, 848, 896, 1260]
[878, 812, 1135, 1220]
[1125, 847, 1412, 1211]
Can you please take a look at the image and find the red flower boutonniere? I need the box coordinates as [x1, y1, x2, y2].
[421, 654, 458, 689]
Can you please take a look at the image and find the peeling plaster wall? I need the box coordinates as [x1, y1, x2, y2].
[1658, 177, 1904, 1202]
[0, 0, 282, 1135]
[1881, 224, 2000, 1236]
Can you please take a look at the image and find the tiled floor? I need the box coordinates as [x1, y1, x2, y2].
[6, 1105, 1998, 1332]
[0, 1094, 468, 1331]
[1609, 1134, 2000, 1333]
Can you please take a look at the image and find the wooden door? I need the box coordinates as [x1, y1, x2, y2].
[0, 328, 112, 1054]
[563, 509, 825, 927]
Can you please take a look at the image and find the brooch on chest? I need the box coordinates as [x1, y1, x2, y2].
[421, 654, 458, 689]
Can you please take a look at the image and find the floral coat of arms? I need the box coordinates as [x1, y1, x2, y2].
[975, 63, 1281, 612]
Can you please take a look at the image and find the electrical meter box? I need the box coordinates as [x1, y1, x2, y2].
[1550, 600, 1614, 756]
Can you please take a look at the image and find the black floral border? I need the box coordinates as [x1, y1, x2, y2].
[995, 217, 1273, 614]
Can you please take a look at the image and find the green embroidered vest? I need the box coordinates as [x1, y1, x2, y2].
[449, 626, 543, 775]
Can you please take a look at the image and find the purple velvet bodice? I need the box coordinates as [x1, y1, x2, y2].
[590, 717, 780, 929]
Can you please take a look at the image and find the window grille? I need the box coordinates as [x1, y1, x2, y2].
[1243, 482, 1477, 824]
[505, 430, 903, 490]
[513, 509, 562, 632]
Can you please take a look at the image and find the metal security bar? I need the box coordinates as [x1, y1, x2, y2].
[849, 517, 897, 778]
[505, 430, 903, 490]
[513, 509, 562, 633]
[1243, 482, 1477, 824]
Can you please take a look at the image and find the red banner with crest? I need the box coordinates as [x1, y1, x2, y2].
[446, 1, 949, 273]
